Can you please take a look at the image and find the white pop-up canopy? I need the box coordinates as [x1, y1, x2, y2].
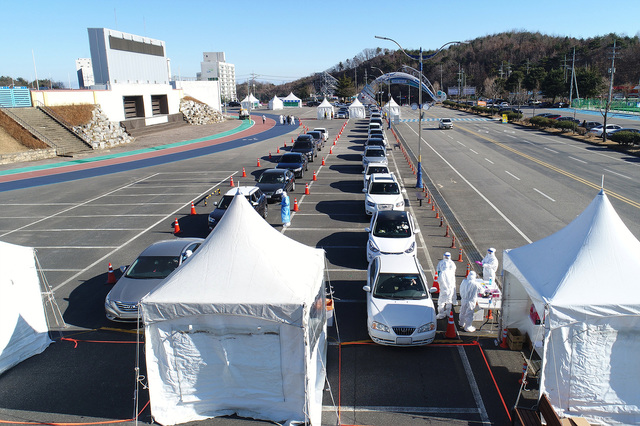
[268, 95, 283, 110]
[348, 97, 366, 119]
[0, 241, 52, 375]
[382, 97, 401, 119]
[502, 189, 640, 425]
[316, 98, 334, 119]
[282, 92, 301, 108]
[241, 93, 260, 109]
[141, 195, 327, 426]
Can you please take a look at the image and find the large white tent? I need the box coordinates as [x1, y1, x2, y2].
[282, 92, 302, 108]
[240, 93, 260, 109]
[382, 97, 401, 119]
[348, 98, 366, 119]
[316, 98, 334, 119]
[140, 195, 327, 426]
[268, 95, 283, 110]
[502, 189, 640, 425]
[0, 241, 52, 376]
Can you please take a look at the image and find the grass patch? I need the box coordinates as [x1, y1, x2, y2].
[0, 109, 48, 149]
[49, 104, 95, 126]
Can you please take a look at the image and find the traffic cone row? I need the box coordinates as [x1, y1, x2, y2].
[106, 262, 117, 284]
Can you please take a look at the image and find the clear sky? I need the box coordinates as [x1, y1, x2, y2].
[2, 0, 639, 88]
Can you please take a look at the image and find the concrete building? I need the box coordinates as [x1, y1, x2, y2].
[75, 58, 94, 89]
[200, 52, 237, 102]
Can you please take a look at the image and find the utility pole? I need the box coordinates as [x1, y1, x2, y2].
[603, 39, 617, 142]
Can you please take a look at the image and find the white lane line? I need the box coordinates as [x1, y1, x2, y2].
[323, 406, 479, 415]
[569, 156, 587, 164]
[456, 141, 466, 147]
[533, 188, 556, 202]
[25, 228, 147, 232]
[458, 346, 491, 424]
[405, 124, 532, 244]
[485, 158, 494, 164]
[86, 202, 186, 206]
[470, 149, 479, 155]
[506, 134, 517, 139]
[36, 246, 120, 249]
[523, 140, 535, 145]
[283, 228, 363, 232]
[603, 168, 632, 180]
[2, 203, 77, 206]
[41, 269, 84, 272]
[505, 171, 521, 180]
[543, 147, 558, 153]
[319, 245, 364, 249]
[101, 193, 204, 197]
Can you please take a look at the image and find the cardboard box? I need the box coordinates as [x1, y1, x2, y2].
[507, 328, 524, 350]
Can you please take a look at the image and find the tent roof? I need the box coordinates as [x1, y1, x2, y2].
[503, 189, 640, 308]
[241, 94, 259, 103]
[349, 98, 363, 108]
[282, 92, 301, 101]
[141, 195, 325, 324]
[387, 97, 399, 107]
[318, 98, 332, 108]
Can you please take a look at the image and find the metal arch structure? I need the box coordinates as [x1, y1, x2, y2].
[359, 71, 445, 105]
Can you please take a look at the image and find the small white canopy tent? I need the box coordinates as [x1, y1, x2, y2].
[282, 92, 301, 108]
[141, 195, 327, 426]
[0, 241, 52, 375]
[382, 97, 401, 119]
[268, 95, 283, 110]
[348, 98, 366, 119]
[316, 98, 334, 120]
[502, 189, 640, 425]
[240, 93, 260, 109]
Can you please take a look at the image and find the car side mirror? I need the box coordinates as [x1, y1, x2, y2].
[120, 265, 128, 273]
[213, 202, 218, 206]
[363, 285, 371, 292]
[429, 287, 438, 293]
[365, 227, 371, 233]
[414, 228, 421, 234]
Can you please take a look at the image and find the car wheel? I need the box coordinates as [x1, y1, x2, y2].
[300, 169, 304, 178]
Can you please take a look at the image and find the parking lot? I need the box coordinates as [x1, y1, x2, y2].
[0, 108, 533, 425]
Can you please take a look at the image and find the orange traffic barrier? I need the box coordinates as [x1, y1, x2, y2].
[173, 218, 181, 235]
[293, 197, 299, 211]
[106, 262, 117, 284]
[445, 309, 458, 339]
[190, 202, 197, 215]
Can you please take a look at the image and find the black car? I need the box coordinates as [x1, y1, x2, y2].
[276, 152, 308, 178]
[208, 186, 268, 229]
[228, 101, 241, 107]
[556, 117, 581, 124]
[255, 168, 295, 202]
[291, 134, 317, 162]
[306, 130, 324, 151]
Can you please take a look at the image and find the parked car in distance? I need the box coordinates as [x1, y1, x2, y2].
[105, 238, 204, 322]
[556, 117, 581, 124]
[336, 108, 349, 119]
[609, 128, 640, 135]
[228, 101, 241, 107]
[439, 118, 453, 129]
[306, 130, 324, 151]
[255, 168, 295, 203]
[581, 121, 602, 130]
[276, 152, 308, 178]
[589, 124, 623, 137]
[362, 146, 388, 169]
[208, 186, 268, 229]
[363, 254, 437, 346]
[363, 162, 391, 189]
[365, 210, 419, 262]
[363, 173, 404, 215]
[291, 134, 317, 162]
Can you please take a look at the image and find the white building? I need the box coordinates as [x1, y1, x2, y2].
[200, 52, 237, 102]
[75, 58, 94, 88]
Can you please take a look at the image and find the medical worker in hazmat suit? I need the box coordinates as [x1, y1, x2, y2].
[482, 247, 499, 283]
[459, 271, 483, 332]
[435, 252, 456, 319]
[280, 192, 291, 227]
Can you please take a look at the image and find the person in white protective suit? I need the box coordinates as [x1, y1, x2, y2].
[482, 247, 499, 283]
[459, 271, 483, 332]
[435, 252, 457, 319]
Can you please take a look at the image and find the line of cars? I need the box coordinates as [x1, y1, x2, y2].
[358, 107, 438, 347]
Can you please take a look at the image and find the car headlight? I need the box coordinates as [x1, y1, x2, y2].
[275, 188, 283, 194]
[404, 242, 415, 254]
[395, 200, 404, 208]
[366, 200, 375, 207]
[371, 321, 390, 333]
[368, 239, 379, 253]
[417, 322, 436, 333]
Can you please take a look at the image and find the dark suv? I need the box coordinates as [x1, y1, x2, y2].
[208, 186, 268, 229]
[306, 130, 324, 151]
[291, 134, 317, 162]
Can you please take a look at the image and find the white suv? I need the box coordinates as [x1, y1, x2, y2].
[363, 254, 437, 346]
[365, 210, 419, 262]
[363, 173, 404, 215]
[439, 118, 453, 129]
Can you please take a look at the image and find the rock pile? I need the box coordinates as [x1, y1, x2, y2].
[180, 99, 224, 125]
[74, 106, 135, 149]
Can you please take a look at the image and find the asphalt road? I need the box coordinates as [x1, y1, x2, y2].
[1, 105, 638, 425]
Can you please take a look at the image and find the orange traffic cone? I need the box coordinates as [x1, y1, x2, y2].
[230, 176, 235, 187]
[486, 309, 494, 321]
[457, 248, 463, 262]
[312, 171, 317, 181]
[293, 197, 299, 212]
[333, 139, 337, 145]
[106, 262, 117, 284]
[242, 167, 246, 177]
[173, 218, 181, 235]
[435, 209, 440, 219]
[465, 263, 470, 277]
[277, 147, 280, 154]
[444, 225, 450, 237]
[291, 137, 294, 145]
[432, 272, 440, 293]
[445, 309, 458, 339]
[305, 183, 310, 195]
[269, 151, 272, 160]
[499, 328, 509, 348]
[450, 236, 456, 249]
[329, 146, 333, 154]
[321, 157, 325, 165]
[257, 158, 261, 167]
[190, 202, 197, 215]
[518, 362, 528, 385]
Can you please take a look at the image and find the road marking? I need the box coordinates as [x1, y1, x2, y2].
[603, 168, 632, 180]
[323, 405, 480, 414]
[36, 246, 120, 249]
[456, 141, 466, 147]
[505, 171, 521, 180]
[458, 346, 491, 424]
[569, 156, 587, 164]
[533, 188, 556, 202]
[102, 193, 204, 196]
[470, 149, 479, 155]
[485, 158, 494, 164]
[543, 147, 558, 153]
[319, 245, 364, 249]
[26, 228, 147, 232]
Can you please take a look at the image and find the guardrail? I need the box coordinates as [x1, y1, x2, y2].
[0, 106, 66, 156]
[35, 101, 93, 149]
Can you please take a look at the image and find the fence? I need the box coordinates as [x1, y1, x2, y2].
[572, 98, 640, 114]
[0, 87, 32, 108]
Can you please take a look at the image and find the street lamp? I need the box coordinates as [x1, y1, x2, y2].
[372, 66, 391, 126]
[375, 36, 466, 188]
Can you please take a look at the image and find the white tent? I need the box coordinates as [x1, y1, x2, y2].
[348, 98, 366, 119]
[502, 189, 640, 425]
[382, 97, 401, 119]
[141, 195, 327, 426]
[316, 98, 334, 120]
[0, 241, 52, 376]
[282, 92, 301, 108]
[268, 95, 283, 110]
[241, 93, 260, 109]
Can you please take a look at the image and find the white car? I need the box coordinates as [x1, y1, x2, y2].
[439, 118, 453, 129]
[363, 254, 437, 346]
[362, 146, 388, 169]
[363, 162, 390, 190]
[313, 127, 329, 142]
[363, 173, 404, 215]
[366, 210, 419, 262]
[589, 124, 622, 137]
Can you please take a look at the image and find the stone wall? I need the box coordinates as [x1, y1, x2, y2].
[180, 99, 224, 125]
[0, 148, 57, 165]
[74, 106, 135, 149]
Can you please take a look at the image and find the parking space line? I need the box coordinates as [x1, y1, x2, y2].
[324, 405, 480, 414]
[36, 246, 120, 249]
[284, 227, 364, 231]
[29, 228, 148, 231]
[319, 245, 364, 249]
[100, 193, 204, 196]
[85, 202, 186, 205]
[533, 188, 556, 202]
[458, 346, 490, 424]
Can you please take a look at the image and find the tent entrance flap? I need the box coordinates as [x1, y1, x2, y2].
[168, 324, 285, 404]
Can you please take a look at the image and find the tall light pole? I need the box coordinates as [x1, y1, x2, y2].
[375, 36, 466, 188]
[372, 66, 390, 125]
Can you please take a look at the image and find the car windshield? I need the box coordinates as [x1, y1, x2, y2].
[125, 256, 180, 279]
[297, 135, 313, 142]
[217, 195, 234, 209]
[308, 132, 321, 139]
[373, 273, 427, 299]
[370, 182, 399, 194]
[367, 166, 389, 176]
[280, 154, 302, 163]
[370, 130, 383, 135]
[442, 119, 452, 123]
[373, 217, 411, 238]
[294, 141, 313, 149]
[258, 172, 284, 183]
[365, 149, 385, 158]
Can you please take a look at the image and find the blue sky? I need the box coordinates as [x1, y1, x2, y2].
[2, 0, 639, 88]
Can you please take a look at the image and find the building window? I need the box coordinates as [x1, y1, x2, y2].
[123, 96, 145, 119]
[151, 95, 168, 115]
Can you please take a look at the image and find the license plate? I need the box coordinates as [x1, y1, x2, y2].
[396, 337, 412, 345]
